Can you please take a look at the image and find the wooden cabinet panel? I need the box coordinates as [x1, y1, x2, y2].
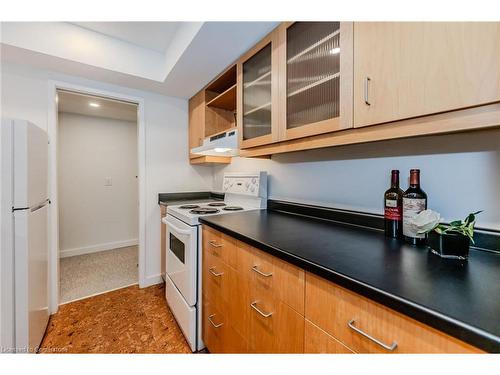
[304, 320, 355, 354]
[202, 225, 237, 269]
[188, 90, 205, 158]
[354, 22, 500, 128]
[247, 293, 305, 353]
[202, 298, 248, 353]
[305, 272, 482, 353]
[202, 248, 234, 314]
[236, 241, 305, 314]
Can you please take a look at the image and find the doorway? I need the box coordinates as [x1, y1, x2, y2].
[52, 87, 144, 305]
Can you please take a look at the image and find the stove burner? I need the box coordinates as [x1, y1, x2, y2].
[179, 204, 200, 209]
[190, 208, 220, 214]
[223, 206, 244, 211]
[207, 202, 226, 207]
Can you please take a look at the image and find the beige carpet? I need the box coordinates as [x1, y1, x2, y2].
[60, 246, 138, 304]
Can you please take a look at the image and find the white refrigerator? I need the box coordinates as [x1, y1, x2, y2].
[1, 119, 49, 353]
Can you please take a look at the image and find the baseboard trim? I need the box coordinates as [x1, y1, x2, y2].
[140, 274, 164, 288]
[59, 239, 138, 258]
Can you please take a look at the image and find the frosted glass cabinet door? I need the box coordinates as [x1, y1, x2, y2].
[238, 30, 280, 148]
[281, 22, 353, 141]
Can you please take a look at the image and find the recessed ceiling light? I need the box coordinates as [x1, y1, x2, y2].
[89, 102, 100, 108]
[329, 47, 341, 55]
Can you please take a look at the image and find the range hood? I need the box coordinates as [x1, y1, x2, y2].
[191, 128, 239, 157]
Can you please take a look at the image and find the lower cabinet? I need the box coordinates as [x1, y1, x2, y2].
[201, 225, 483, 354]
[202, 297, 248, 353]
[305, 272, 482, 354]
[304, 320, 354, 354]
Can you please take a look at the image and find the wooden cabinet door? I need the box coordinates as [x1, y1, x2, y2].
[304, 320, 354, 354]
[279, 22, 354, 141]
[188, 89, 205, 158]
[354, 22, 500, 128]
[247, 292, 305, 353]
[238, 29, 280, 149]
[305, 272, 482, 353]
[202, 297, 248, 353]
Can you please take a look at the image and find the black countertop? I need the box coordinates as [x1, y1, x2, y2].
[199, 209, 500, 352]
[158, 191, 224, 207]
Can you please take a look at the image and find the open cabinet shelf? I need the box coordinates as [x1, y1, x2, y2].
[189, 64, 238, 165]
[206, 84, 237, 111]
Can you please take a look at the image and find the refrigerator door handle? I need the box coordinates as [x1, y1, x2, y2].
[30, 199, 50, 212]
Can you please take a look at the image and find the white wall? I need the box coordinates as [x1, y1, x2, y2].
[58, 112, 138, 256]
[214, 129, 500, 231]
[1, 63, 213, 286]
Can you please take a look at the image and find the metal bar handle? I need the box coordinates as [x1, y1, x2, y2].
[364, 76, 371, 105]
[208, 314, 223, 328]
[208, 240, 223, 248]
[252, 265, 273, 277]
[209, 267, 224, 277]
[250, 301, 273, 318]
[348, 319, 397, 351]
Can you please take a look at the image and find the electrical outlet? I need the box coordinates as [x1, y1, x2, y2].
[104, 177, 112, 186]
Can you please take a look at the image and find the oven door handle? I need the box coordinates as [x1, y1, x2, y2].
[167, 221, 193, 236]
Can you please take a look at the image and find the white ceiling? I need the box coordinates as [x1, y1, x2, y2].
[0, 21, 279, 98]
[57, 90, 137, 122]
[73, 22, 182, 53]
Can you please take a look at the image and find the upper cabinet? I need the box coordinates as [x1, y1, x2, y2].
[353, 22, 500, 128]
[190, 22, 500, 159]
[279, 22, 353, 141]
[238, 30, 280, 149]
[237, 22, 354, 149]
[188, 65, 237, 165]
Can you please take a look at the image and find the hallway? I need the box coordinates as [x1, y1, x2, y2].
[60, 246, 138, 303]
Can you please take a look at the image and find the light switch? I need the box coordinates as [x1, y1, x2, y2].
[104, 177, 112, 186]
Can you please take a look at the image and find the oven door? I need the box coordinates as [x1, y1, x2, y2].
[165, 214, 198, 306]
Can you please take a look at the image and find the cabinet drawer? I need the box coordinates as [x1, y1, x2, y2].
[246, 292, 304, 353]
[202, 248, 234, 312]
[202, 298, 248, 353]
[202, 225, 237, 268]
[304, 320, 355, 354]
[236, 240, 305, 314]
[305, 272, 481, 353]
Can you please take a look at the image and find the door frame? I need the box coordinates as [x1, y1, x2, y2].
[47, 80, 146, 313]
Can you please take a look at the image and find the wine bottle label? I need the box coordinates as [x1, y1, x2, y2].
[385, 199, 398, 208]
[384, 199, 401, 220]
[403, 198, 426, 238]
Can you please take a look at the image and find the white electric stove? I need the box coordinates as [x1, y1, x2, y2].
[162, 172, 267, 351]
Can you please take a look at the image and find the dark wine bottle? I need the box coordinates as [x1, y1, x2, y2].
[402, 169, 428, 245]
[384, 170, 404, 238]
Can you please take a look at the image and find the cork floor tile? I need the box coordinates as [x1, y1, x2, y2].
[40, 284, 191, 354]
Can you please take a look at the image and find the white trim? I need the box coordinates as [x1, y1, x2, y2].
[47, 80, 146, 314]
[142, 274, 164, 288]
[59, 282, 139, 306]
[59, 239, 138, 258]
